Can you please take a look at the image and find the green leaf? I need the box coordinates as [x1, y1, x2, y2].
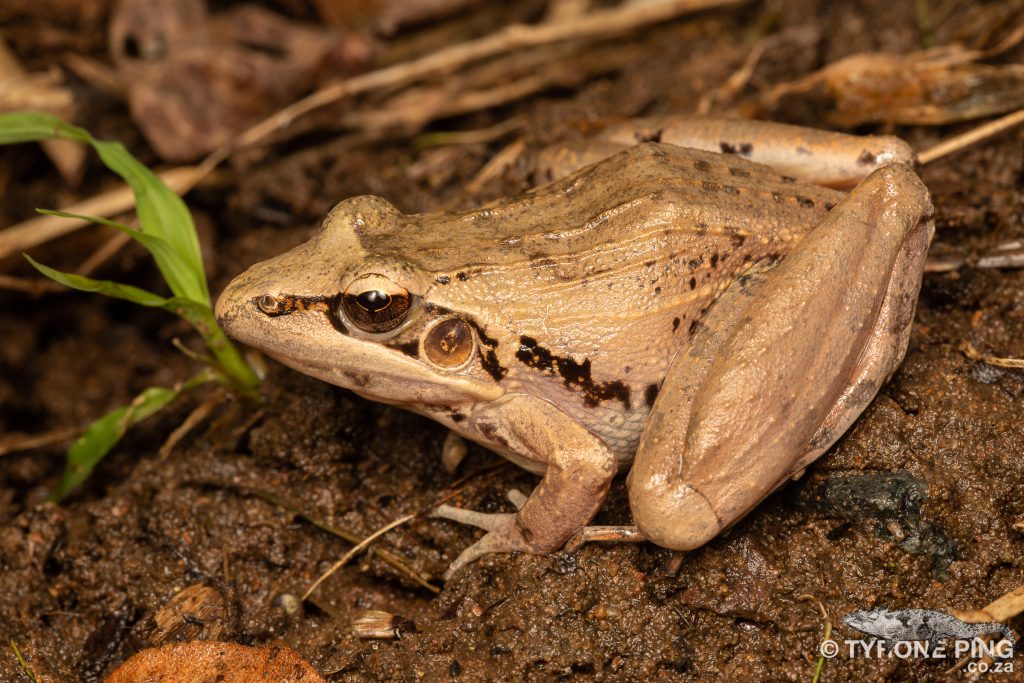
[24, 255, 171, 308]
[24, 255, 261, 396]
[49, 371, 216, 501]
[35, 209, 200, 299]
[0, 112, 208, 304]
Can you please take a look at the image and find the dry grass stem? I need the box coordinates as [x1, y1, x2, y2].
[1, 0, 742, 258]
[157, 390, 227, 461]
[961, 342, 1024, 369]
[0, 427, 79, 457]
[303, 513, 418, 600]
[918, 107, 1024, 165]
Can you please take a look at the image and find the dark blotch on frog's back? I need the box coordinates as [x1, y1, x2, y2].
[644, 383, 660, 408]
[516, 336, 630, 409]
[719, 141, 753, 156]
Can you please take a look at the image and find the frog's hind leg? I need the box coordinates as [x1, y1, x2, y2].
[628, 163, 934, 551]
[537, 116, 915, 188]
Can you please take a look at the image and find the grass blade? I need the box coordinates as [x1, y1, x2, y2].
[50, 370, 216, 501]
[0, 112, 208, 304]
[25, 255, 171, 307]
[25, 256, 260, 396]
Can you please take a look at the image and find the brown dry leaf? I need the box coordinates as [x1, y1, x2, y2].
[951, 584, 1024, 624]
[764, 45, 1024, 127]
[104, 641, 326, 683]
[109, 0, 339, 161]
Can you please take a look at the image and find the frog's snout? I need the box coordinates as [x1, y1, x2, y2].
[214, 272, 255, 334]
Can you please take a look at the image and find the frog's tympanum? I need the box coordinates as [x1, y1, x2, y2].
[216, 118, 934, 577]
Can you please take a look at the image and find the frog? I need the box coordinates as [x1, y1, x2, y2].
[215, 116, 934, 578]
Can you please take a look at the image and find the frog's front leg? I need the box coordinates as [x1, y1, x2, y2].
[433, 394, 616, 578]
[628, 163, 934, 550]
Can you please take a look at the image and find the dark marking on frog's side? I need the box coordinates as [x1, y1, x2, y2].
[693, 159, 712, 173]
[435, 275, 451, 285]
[644, 383, 660, 408]
[478, 422, 509, 448]
[710, 253, 719, 269]
[695, 221, 708, 236]
[516, 336, 631, 408]
[719, 141, 753, 156]
[635, 128, 664, 143]
[465, 319, 507, 381]
[857, 150, 878, 166]
[386, 339, 420, 358]
[672, 317, 681, 331]
[772, 191, 785, 203]
[654, 286, 662, 295]
[780, 175, 798, 183]
[797, 196, 815, 208]
[722, 184, 740, 196]
[701, 181, 720, 193]
[688, 255, 703, 269]
[688, 320, 700, 335]
[689, 277, 697, 290]
[255, 293, 349, 334]
[449, 409, 466, 423]
[456, 272, 469, 281]
[728, 167, 750, 178]
[730, 233, 746, 247]
[825, 201, 836, 211]
[342, 371, 371, 387]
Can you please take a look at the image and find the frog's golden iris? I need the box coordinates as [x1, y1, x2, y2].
[341, 273, 411, 333]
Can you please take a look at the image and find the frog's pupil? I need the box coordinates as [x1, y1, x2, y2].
[357, 290, 391, 312]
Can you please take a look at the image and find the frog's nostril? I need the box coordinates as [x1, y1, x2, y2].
[257, 294, 282, 315]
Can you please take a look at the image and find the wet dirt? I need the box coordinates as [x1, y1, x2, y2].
[1, 1, 1023, 681]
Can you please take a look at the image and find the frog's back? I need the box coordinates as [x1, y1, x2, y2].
[369, 143, 844, 457]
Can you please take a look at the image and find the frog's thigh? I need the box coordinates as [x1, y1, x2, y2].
[602, 116, 915, 188]
[628, 164, 933, 551]
[470, 395, 617, 552]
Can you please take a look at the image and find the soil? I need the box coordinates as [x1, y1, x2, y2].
[1, 1, 1023, 681]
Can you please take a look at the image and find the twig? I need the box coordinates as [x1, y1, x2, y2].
[961, 342, 1024, 369]
[465, 138, 527, 194]
[0, 274, 64, 295]
[303, 513, 417, 600]
[0, 165, 203, 263]
[158, 389, 227, 461]
[918, 107, 1024, 165]
[0, 0, 743, 259]
[238, 486, 440, 593]
[75, 231, 133, 278]
[924, 241, 1024, 273]
[414, 116, 525, 147]
[0, 36, 84, 184]
[0, 427, 78, 457]
[798, 594, 832, 683]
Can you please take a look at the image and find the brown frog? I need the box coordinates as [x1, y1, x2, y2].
[215, 117, 934, 577]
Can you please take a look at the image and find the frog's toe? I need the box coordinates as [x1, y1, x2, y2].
[432, 504, 511, 531]
[431, 508, 533, 578]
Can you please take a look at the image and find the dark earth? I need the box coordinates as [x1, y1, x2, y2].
[1, 0, 1023, 681]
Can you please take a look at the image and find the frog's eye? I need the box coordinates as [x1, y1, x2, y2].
[341, 274, 411, 333]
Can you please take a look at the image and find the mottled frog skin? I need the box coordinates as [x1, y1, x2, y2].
[216, 118, 934, 576]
